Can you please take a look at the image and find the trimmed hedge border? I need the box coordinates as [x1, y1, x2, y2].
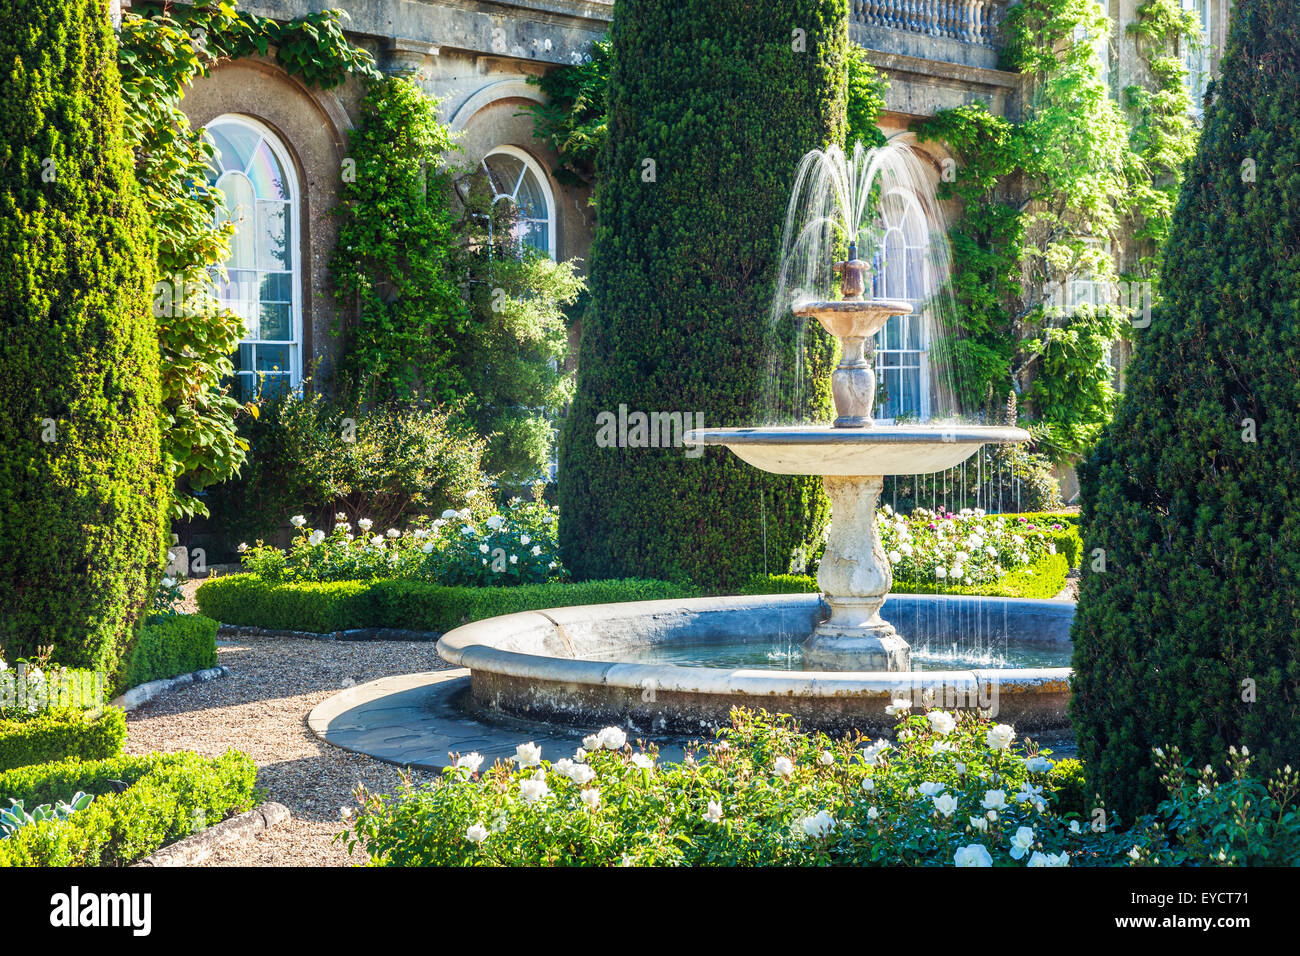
[117, 613, 219, 694]
[0, 749, 258, 866]
[0, 707, 127, 772]
[196, 576, 698, 635]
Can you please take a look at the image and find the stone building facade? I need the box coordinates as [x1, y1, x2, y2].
[160, 0, 1232, 410]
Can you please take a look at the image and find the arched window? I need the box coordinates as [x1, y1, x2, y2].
[481, 146, 556, 258]
[1182, 0, 1212, 115]
[873, 192, 931, 421]
[206, 115, 301, 399]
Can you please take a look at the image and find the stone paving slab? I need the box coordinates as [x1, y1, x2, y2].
[307, 670, 687, 770]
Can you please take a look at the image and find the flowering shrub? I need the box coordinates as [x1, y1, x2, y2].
[343, 708, 1300, 867]
[342, 707, 1115, 867]
[876, 507, 1058, 588]
[239, 494, 565, 588]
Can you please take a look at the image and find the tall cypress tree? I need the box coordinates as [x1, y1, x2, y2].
[0, 0, 166, 673]
[1071, 0, 1300, 818]
[559, 0, 846, 587]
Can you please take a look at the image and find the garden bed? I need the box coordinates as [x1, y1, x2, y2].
[0, 750, 258, 866]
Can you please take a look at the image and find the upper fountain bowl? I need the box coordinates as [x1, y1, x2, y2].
[686, 424, 1032, 476]
[793, 297, 913, 341]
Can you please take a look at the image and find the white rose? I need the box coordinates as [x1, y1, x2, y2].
[799, 810, 835, 839]
[818, 750, 835, 766]
[479, 543, 489, 554]
[884, 698, 911, 716]
[441, 509, 457, 519]
[520, 535, 531, 546]
[933, 793, 958, 817]
[386, 528, 400, 538]
[630, 753, 654, 770]
[969, 815, 988, 832]
[866, 806, 879, 820]
[518, 776, 549, 805]
[1009, 826, 1035, 860]
[862, 777, 875, 793]
[465, 823, 489, 843]
[954, 844, 993, 867]
[455, 752, 484, 773]
[986, 724, 1016, 751]
[597, 727, 626, 750]
[888, 550, 902, 564]
[580, 788, 601, 810]
[358, 518, 373, 531]
[919, 781, 945, 797]
[981, 789, 1008, 810]
[927, 710, 957, 735]
[570, 764, 597, 785]
[582, 733, 601, 750]
[308, 530, 325, 546]
[531, 545, 542, 557]
[515, 742, 542, 767]
[705, 800, 723, 823]
[486, 515, 505, 530]
[421, 542, 435, 553]
[290, 515, 306, 528]
[370, 535, 384, 547]
[1023, 756, 1053, 774]
[773, 756, 794, 778]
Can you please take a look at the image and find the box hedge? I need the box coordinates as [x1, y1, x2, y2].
[117, 614, 219, 693]
[1071, 0, 1300, 819]
[0, 707, 127, 772]
[0, 0, 167, 675]
[0, 749, 257, 866]
[196, 575, 698, 634]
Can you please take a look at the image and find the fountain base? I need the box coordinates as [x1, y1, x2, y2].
[803, 621, 911, 671]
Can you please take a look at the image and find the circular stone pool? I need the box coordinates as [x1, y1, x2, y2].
[436, 593, 1075, 736]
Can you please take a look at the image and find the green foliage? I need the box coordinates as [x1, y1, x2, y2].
[458, 230, 583, 484]
[1123, 0, 1202, 273]
[525, 38, 611, 187]
[117, 614, 219, 693]
[744, 553, 1073, 601]
[0, 708, 128, 773]
[1046, 758, 1090, 816]
[0, 792, 93, 839]
[0, 749, 257, 866]
[203, 388, 487, 545]
[120, 4, 377, 518]
[559, 0, 848, 588]
[845, 43, 888, 151]
[1071, 0, 1300, 820]
[0, 752, 166, 807]
[332, 76, 467, 405]
[918, 0, 1197, 465]
[196, 574, 697, 634]
[0, 0, 168, 674]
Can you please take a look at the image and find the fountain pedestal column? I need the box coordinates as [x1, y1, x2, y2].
[804, 474, 912, 671]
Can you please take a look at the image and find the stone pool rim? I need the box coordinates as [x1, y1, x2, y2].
[436, 593, 1076, 734]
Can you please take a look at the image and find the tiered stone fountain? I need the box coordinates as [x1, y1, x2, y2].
[688, 242, 1029, 672]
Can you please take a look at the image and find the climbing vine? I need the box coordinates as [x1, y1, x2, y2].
[918, 0, 1199, 463]
[525, 35, 888, 189]
[118, 3, 376, 518]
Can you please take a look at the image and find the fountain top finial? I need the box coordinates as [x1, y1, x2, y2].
[833, 241, 871, 301]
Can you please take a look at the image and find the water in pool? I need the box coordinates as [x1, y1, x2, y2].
[602, 637, 1069, 670]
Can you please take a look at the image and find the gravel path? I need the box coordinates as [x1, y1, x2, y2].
[124, 634, 450, 866]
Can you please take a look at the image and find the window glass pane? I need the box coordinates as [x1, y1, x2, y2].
[260, 272, 292, 302]
[258, 303, 292, 342]
[248, 139, 290, 201]
[256, 201, 290, 271]
[254, 344, 292, 372]
[484, 155, 524, 197]
[209, 123, 259, 176]
[218, 172, 256, 267]
[515, 169, 547, 220]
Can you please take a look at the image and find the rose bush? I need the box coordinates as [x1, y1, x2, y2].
[238, 492, 564, 588]
[876, 506, 1059, 588]
[340, 707, 1300, 867]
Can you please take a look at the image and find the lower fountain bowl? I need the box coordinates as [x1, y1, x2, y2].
[436, 593, 1074, 737]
